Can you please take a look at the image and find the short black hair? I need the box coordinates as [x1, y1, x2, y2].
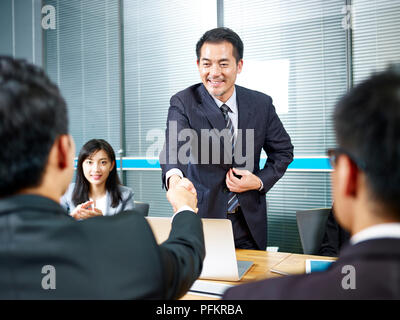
[334, 66, 400, 215]
[0, 56, 68, 197]
[72, 139, 122, 208]
[196, 27, 244, 63]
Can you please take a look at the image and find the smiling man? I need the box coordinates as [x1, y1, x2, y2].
[198, 39, 243, 102]
[160, 28, 293, 250]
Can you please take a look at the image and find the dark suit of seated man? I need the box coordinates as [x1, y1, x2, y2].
[0, 56, 205, 300]
[224, 67, 400, 300]
[318, 206, 350, 257]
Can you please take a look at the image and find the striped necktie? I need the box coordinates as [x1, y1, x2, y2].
[220, 104, 240, 213]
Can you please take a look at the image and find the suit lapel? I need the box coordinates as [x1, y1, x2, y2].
[235, 85, 254, 167]
[198, 84, 226, 131]
[236, 85, 253, 132]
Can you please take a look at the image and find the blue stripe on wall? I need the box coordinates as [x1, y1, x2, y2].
[75, 158, 332, 171]
[262, 157, 332, 170]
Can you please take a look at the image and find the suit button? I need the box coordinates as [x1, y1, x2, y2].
[223, 187, 229, 193]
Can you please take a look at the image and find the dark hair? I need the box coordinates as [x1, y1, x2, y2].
[0, 56, 68, 197]
[196, 27, 244, 63]
[334, 66, 400, 215]
[72, 139, 121, 208]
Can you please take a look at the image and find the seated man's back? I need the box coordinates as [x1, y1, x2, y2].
[0, 194, 203, 299]
[224, 67, 400, 300]
[0, 56, 204, 300]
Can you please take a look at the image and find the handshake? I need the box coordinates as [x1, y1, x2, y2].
[166, 168, 262, 214]
[167, 175, 198, 214]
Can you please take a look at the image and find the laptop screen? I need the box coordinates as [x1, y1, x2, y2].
[146, 217, 253, 281]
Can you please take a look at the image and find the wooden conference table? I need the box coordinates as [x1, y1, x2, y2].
[182, 249, 336, 300]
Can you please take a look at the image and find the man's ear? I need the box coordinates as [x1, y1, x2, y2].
[56, 135, 72, 169]
[237, 59, 243, 74]
[340, 155, 359, 198]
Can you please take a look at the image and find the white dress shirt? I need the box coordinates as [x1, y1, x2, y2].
[90, 195, 107, 215]
[211, 88, 239, 140]
[350, 223, 400, 245]
[172, 205, 195, 220]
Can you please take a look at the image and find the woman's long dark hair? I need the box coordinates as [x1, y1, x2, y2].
[72, 139, 122, 208]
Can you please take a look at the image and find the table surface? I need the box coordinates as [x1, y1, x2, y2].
[181, 249, 336, 300]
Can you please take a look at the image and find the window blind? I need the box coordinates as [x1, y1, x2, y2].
[0, 0, 42, 65]
[43, 0, 121, 155]
[352, 0, 400, 85]
[123, 0, 217, 216]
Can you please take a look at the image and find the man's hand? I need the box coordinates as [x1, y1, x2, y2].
[169, 175, 196, 195]
[225, 168, 262, 193]
[167, 179, 198, 213]
[175, 177, 197, 195]
[168, 174, 182, 189]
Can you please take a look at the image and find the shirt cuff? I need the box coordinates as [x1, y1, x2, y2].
[258, 178, 264, 191]
[171, 205, 195, 221]
[165, 168, 184, 189]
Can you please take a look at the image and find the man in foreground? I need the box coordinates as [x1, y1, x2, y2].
[0, 56, 204, 299]
[224, 68, 400, 299]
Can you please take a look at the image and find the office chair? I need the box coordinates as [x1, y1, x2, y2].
[296, 208, 330, 255]
[134, 201, 150, 217]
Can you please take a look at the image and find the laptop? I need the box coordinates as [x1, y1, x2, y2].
[146, 216, 254, 281]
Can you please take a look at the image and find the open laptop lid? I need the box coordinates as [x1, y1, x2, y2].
[146, 217, 253, 281]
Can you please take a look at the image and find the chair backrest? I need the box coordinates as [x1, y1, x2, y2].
[134, 201, 150, 217]
[296, 208, 330, 255]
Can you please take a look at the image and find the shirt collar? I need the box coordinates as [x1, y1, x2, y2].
[211, 87, 238, 114]
[350, 222, 400, 245]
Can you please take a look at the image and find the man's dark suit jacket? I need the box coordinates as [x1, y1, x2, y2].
[0, 194, 205, 299]
[318, 207, 350, 257]
[160, 84, 293, 249]
[223, 238, 400, 299]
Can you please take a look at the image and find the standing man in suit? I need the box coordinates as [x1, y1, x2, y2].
[0, 56, 204, 299]
[160, 28, 293, 250]
[224, 67, 400, 299]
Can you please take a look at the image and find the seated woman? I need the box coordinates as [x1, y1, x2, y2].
[61, 139, 134, 220]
